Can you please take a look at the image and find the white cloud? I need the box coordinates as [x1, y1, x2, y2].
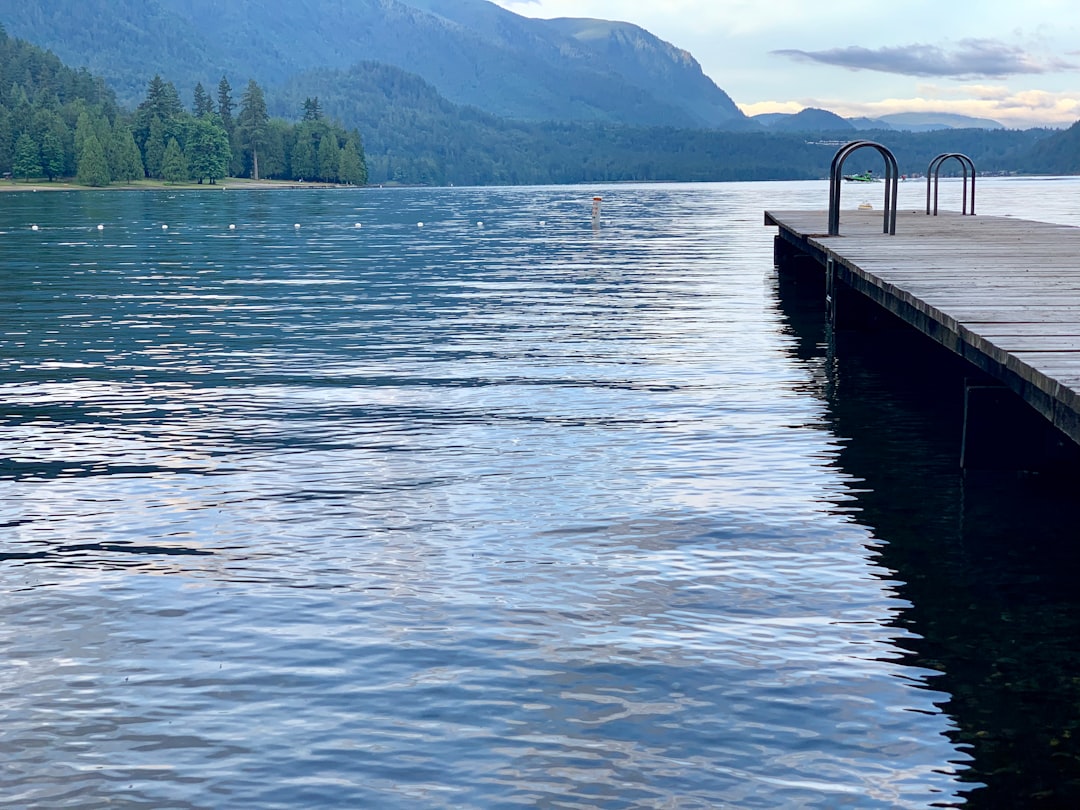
[741, 89, 1080, 128]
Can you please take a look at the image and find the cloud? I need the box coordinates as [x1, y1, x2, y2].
[739, 88, 1080, 129]
[773, 39, 1077, 79]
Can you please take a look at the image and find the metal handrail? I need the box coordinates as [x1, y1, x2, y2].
[926, 153, 976, 215]
[828, 140, 899, 236]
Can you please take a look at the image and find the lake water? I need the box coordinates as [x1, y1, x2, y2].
[1, 178, 1079, 808]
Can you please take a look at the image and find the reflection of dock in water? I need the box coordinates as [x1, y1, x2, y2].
[772, 258, 1080, 808]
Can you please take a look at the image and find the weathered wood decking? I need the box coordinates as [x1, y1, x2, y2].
[766, 208, 1080, 447]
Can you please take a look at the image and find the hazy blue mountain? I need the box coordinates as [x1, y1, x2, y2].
[752, 107, 853, 132]
[756, 109, 1003, 133]
[748, 113, 788, 127]
[848, 117, 896, 131]
[0, 0, 751, 128]
[872, 112, 1004, 131]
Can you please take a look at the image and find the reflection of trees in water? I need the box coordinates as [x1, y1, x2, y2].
[774, 268, 1080, 808]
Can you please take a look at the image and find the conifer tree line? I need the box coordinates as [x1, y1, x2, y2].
[0, 26, 367, 186]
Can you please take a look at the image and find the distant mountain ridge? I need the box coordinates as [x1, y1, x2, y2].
[754, 109, 1005, 132]
[754, 108, 854, 132]
[0, 0, 751, 129]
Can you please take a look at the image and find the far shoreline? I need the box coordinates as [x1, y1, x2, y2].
[1, 178, 360, 192]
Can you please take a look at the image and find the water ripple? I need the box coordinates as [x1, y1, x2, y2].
[0, 184, 967, 808]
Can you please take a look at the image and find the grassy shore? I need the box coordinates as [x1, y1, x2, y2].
[1, 177, 352, 192]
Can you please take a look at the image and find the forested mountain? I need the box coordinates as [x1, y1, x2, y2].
[1, 0, 751, 129]
[277, 62, 1052, 185]
[1016, 120, 1080, 174]
[275, 62, 819, 185]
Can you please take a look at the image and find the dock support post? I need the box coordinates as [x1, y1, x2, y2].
[773, 234, 823, 272]
[825, 259, 879, 330]
[773, 235, 796, 268]
[825, 258, 837, 326]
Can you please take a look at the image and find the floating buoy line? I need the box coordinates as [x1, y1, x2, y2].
[18, 198, 608, 236]
[22, 220, 538, 234]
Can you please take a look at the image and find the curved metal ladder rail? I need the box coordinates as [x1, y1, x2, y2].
[828, 140, 899, 236]
[926, 153, 976, 216]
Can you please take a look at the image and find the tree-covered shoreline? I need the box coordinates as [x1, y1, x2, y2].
[0, 25, 367, 188]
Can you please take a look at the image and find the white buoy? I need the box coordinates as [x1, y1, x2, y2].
[162, 224, 168, 230]
[294, 223, 301, 229]
[229, 224, 236, 230]
[417, 222, 424, 228]
[30, 224, 38, 231]
[540, 221, 546, 227]
[97, 224, 104, 231]
[354, 223, 362, 228]
[477, 221, 483, 228]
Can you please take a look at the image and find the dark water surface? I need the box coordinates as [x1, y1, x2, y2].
[0, 180, 1077, 808]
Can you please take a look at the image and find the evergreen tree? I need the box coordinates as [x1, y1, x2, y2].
[144, 116, 166, 179]
[0, 109, 14, 175]
[192, 82, 214, 118]
[12, 132, 41, 180]
[138, 75, 183, 122]
[30, 109, 70, 178]
[290, 129, 316, 180]
[260, 120, 287, 179]
[161, 137, 188, 183]
[217, 76, 235, 135]
[9, 87, 32, 139]
[347, 129, 367, 183]
[237, 79, 269, 180]
[105, 118, 124, 179]
[40, 130, 64, 179]
[338, 135, 367, 185]
[133, 74, 185, 166]
[111, 119, 144, 182]
[134, 75, 183, 157]
[75, 132, 110, 186]
[73, 111, 99, 162]
[302, 97, 322, 122]
[317, 137, 340, 182]
[228, 131, 244, 177]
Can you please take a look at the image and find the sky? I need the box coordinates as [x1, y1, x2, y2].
[493, 0, 1080, 128]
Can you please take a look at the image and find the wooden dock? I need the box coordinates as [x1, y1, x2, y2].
[766, 207, 1080, 461]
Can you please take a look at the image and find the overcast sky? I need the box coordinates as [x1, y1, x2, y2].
[493, 0, 1080, 128]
